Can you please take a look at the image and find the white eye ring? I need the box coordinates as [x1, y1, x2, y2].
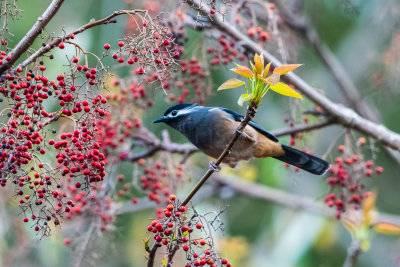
[171, 110, 178, 116]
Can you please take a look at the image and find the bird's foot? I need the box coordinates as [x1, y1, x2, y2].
[209, 161, 221, 172]
[235, 128, 245, 137]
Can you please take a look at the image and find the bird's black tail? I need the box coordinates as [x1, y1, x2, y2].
[274, 145, 330, 175]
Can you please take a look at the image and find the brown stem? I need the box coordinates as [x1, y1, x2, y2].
[184, 0, 400, 151]
[271, 117, 336, 137]
[13, 9, 147, 73]
[343, 240, 362, 267]
[147, 242, 159, 267]
[181, 102, 257, 206]
[0, 0, 65, 75]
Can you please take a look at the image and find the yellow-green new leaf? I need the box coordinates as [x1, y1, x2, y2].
[263, 62, 272, 78]
[237, 93, 254, 106]
[218, 78, 245, 90]
[270, 82, 303, 99]
[375, 222, 400, 235]
[254, 53, 264, 75]
[257, 74, 279, 86]
[363, 192, 377, 225]
[273, 64, 302, 75]
[231, 64, 254, 78]
[249, 61, 257, 76]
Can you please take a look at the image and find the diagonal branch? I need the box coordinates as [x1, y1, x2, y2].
[184, 0, 400, 151]
[10, 9, 147, 73]
[0, 0, 65, 75]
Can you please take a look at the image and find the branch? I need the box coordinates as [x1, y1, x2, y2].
[214, 173, 333, 217]
[0, 0, 65, 75]
[213, 173, 400, 226]
[146, 242, 159, 267]
[343, 240, 362, 267]
[125, 129, 197, 162]
[13, 9, 147, 72]
[166, 244, 180, 267]
[184, 0, 400, 151]
[271, 117, 337, 137]
[181, 103, 258, 206]
[72, 221, 96, 267]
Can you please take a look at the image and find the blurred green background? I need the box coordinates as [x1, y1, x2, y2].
[1, 0, 400, 266]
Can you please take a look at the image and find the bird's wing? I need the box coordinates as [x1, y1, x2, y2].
[221, 108, 279, 142]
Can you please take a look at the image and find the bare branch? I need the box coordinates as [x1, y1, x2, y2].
[271, 117, 337, 137]
[13, 9, 148, 72]
[343, 240, 362, 267]
[147, 242, 159, 267]
[184, 0, 400, 151]
[213, 173, 400, 226]
[0, 0, 65, 75]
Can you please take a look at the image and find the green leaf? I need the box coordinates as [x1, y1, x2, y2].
[269, 82, 302, 99]
[237, 93, 254, 106]
[218, 78, 245, 90]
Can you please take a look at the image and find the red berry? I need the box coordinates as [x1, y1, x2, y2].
[338, 145, 345, 152]
[196, 222, 202, 229]
[58, 43, 65, 49]
[118, 41, 124, 47]
[375, 166, 383, 174]
[104, 43, 110, 49]
[183, 244, 189, 251]
[163, 40, 170, 46]
[118, 57, 124, 63]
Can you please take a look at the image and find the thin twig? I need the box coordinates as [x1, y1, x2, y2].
[271, 117, 337, 137]
[146, 242, 159, 267]
[12, 9, 148, 73]
[343, 240, 362, 267]
[0, 0, 65, 75]
[166, 242, 180, 267]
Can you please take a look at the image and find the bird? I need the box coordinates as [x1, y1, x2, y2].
[152, 103, 330, 175]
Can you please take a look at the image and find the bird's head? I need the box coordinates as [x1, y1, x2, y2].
[152, 103, 198, 130]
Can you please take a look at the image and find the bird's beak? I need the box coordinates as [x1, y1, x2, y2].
[152, 116, 168, 124]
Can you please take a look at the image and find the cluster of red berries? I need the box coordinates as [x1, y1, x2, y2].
[207, 37, 245, 66]
[247, 26, 270, 42]
[169, 57, 212, 104]
[139, 162, 174, 204]
[324, 137, 383, 218]
[109, 17, 180, 85]
[0, 44, 112, 234]
[0, 50, 11, 64]
[146, 195, 231, 267]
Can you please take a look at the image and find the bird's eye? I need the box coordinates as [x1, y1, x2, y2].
[171, 110, 178, 116]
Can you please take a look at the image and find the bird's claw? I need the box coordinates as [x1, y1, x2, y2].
[209, 161, 221, 172]
[235, 128, 245, 136]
